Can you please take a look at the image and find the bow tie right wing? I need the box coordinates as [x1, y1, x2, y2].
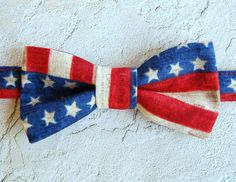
[137, 42, 220, 138]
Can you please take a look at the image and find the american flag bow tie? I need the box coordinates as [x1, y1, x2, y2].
[0, 42, 235, 143]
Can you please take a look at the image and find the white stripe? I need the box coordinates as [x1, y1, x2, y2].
[48, 50, 73, 78]
[22, 47, 27, 71]
[95, 66, 111, 108]
[138, 104, 211, 139]
[161, 91, 220, 112]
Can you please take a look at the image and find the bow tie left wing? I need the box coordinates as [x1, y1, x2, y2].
[20, 47, 97, 143]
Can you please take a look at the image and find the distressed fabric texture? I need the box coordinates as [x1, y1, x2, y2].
[0, 42, 235, 143]
[219, 71, 236, 101]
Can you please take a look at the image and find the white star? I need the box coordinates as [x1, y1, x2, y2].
[191, 58, 207, 71]
[42, 110, 57, 126]
[87, 95, 96, 108]
[65, 101, 81, 117]
[64, 81, 77, 89]
[202, 41, 209, 47]
[21, 74, 32, 88]
[144, 68, 159, 83]
[133, 86, 137, 97]
[3, 73, 18, 87]
[22, 118, 32, 131]
[27, 97, 40, 106]
[177, 43, 189, 49]
[169, 62, 183, 76]
[42, 76, 54, 88]
[228, 79, 236, 92]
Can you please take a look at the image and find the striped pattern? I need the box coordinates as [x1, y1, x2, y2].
[95, 66, 137, 109]
[24, 46, 95, 84]
[161, 91, 220, 111]
[138, 104, 211, 138]
[137, 88, 220, 138]
[49, 50, 73, 78]
[95, 66, 112, 108]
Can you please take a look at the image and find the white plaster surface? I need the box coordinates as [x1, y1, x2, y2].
[0, 0, 236, 181]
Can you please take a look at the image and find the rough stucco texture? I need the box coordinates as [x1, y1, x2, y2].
[0, 0, 236, 181]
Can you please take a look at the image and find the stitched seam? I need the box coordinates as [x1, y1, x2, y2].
[0, 68, 21, 71]
[219, 71, 236, 75]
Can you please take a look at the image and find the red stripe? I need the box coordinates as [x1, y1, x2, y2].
[26, 46, 50, 74]
[0, 89, 20, 98]
[140, 72, 219, 92]
[220, 93, 236, 101]
[70, 56, 95, 84]
[138, 89, 218, 133]
[109, 68, 131, 109]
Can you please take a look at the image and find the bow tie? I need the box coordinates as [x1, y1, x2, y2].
[0, 42, 236, 143]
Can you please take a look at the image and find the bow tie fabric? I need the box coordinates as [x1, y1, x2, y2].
[0, 42, 235, 143]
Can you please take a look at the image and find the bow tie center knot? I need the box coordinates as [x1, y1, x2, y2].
[95, 66, 137, 109]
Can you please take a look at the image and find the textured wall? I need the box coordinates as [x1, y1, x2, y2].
[0, 0, 236, 181]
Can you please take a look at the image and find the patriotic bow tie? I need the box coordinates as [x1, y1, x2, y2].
[1, 42, 236, 143]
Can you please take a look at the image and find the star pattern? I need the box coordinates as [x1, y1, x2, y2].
[42, 110, 57, 126]
[138, 42, 217, 87]
[3, 73, 18, 87]
[65, 101, 81, 117]
[145, 68, 159, 83]
[169, 62, 183, 76]
[64, 81, 77, 89]
[42, 76, 54, 88]
[22, 118, 32, 131]
[19, 70, 98, 143]
[22, 74, 32, 88]
[177, 44, 189, 49]
[228, 79, 236, 92]
[27, 96, 40, 106]
[87, 95, 95, 108]
[202, 42, 209, 47]
[191, 58, 207, 71]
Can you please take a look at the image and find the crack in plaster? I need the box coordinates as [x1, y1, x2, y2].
[0, 99, 18, 142]
[70, 124, 98, 135]
[23, 0, 43, 22]
[94, 7, 105, 15]
[12, 126, 25, 166]
[225, 37, 236, 54]
[200, 0, 209, 16]
[60, 20, 81, 48]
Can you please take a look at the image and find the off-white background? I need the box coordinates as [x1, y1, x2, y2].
[0, 0, 236, 181]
